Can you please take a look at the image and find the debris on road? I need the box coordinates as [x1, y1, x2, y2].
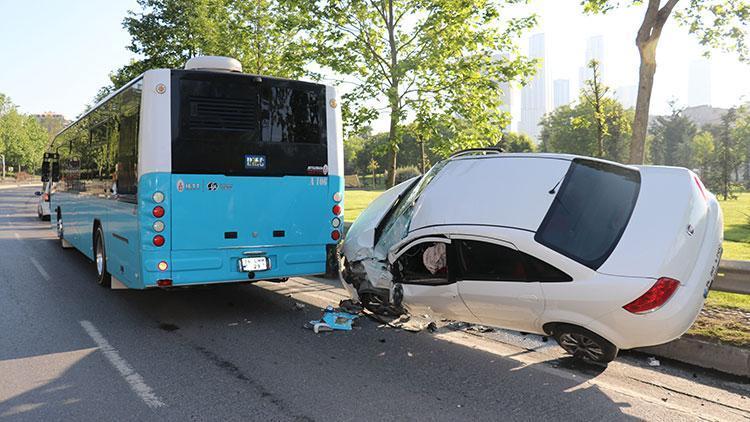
[305, 306, 359, 334]
[293, 302, 306, 311]
[647, 357, 661, 367]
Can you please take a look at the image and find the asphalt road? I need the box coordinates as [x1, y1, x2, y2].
[0, 185, 748, 421]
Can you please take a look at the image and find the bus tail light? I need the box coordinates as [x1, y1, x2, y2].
[331, 217, 341, 228]
[333, 192, 342, 202]
[152, 191, 165, 203]
[332, 204, 342, 216]
[153, 221, 165, 232]
[157, 261, 168, 271]
[157, 279, 172, 287]
[152, 206, 165, 218]
[331, 230, 341, 241]
[153, 235, 165, 247]
[623, 277, 680, 314]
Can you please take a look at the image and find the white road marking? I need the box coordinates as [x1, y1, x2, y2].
[29, 257, 50, 281]
[79, 320, 166, 409]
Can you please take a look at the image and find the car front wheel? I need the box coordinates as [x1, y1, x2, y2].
[552, 324, 618, 364]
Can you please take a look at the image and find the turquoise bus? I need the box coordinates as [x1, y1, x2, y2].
[45, 56, 344, 289]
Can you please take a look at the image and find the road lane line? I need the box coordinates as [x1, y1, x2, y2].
[79, 320, 166, 409]
[29, 257, 51, 281]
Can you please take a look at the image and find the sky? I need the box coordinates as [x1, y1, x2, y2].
[1, 0, 749, 131]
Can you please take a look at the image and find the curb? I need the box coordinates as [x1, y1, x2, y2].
[0, 182, 41, 190]
[637, 337, 749, 377]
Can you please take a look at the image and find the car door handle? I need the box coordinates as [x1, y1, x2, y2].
[519, 294, 539, 302]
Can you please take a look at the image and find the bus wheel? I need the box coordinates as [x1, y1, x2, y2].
[94, 226, 111, 287]
[58, 212, 73, 249]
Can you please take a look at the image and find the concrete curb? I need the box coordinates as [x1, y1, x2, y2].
[0, 182, 41, 190]
[637, 337, 749, 377]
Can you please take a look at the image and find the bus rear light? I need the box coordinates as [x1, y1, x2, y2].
[157, 261, 168, 271]
[331, 217, 341, 228]
[157, 279, 172, 287]
[153, 235, 165, 247]
[152, 191, 165, 203]
[623, 277, 680, 314]
[153, 221, 165, 232]
[332, 204, 342, 216]
[152, 206, 165, 218]
[333, 192, 342, 202]
[331, 230, 341, 241]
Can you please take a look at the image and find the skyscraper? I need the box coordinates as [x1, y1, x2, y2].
[553, 79, 570, 108]
[579, 35, 605, 91]
[520, 33, 547, 141]
[688, 59, 711, 106]
[493, 53, 514, 131]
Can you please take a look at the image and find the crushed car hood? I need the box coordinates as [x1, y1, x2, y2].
[342, 177, 419, 262]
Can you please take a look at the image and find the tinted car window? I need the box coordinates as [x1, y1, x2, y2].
[535, 159, 641, 270]
[457, 240, 571, 282]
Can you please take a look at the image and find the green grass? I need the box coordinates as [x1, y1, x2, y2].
[344, 189, 385, 223]
[718, 192, 750, 261]
[704, 291, 750, 312]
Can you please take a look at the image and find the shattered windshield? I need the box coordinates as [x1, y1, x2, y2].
[373, 160, 451, 257]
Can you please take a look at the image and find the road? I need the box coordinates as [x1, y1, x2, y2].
[0, 185, 748, 421]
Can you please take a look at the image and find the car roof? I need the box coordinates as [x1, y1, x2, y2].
[408, 154, 575, 234]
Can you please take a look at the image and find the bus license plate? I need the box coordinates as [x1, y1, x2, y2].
[239, 257, 269, 272]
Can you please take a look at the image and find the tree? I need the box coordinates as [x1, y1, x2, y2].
[580, 59, 611, 157]
[0, 95, 48, 174]
[691, 130, 715, 182]
[713, 108, 742, 199]
[581, 0, 750, 164]
[500, 132, 536, 152]
[649, 103, 697, 166]
[308, 1, 536, 187]
[112, 0, 314, 87]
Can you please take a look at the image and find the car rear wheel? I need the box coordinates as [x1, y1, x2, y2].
[552, 324, 618, 364]
[94, 226, 111, 287]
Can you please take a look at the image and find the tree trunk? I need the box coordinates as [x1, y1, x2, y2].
[420, 137, 426, 174]
[387, 101, 399, 188]
[630, 44, 657, 164]
[386, 0, 399, 188]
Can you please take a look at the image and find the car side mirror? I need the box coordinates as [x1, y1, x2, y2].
[40, 161, 50, 182]
[51, 162, 61, 182]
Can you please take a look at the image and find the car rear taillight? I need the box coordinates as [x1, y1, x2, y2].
[331, 230, 341, 241]
[153, 235, 165, 247]
[332, 204, 342, 216]
[152, 206, 165, 218]
[623, 277, 680, 314]
[693, 175, 707, 201]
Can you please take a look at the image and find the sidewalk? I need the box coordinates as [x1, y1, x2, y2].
[0, 182, 41, 190]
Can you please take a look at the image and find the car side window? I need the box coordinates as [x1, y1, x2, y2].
[393, 241, 453, 285]
[457, 240, 571, 282]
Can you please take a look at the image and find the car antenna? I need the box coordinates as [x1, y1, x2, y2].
[548, 179, 562, 194]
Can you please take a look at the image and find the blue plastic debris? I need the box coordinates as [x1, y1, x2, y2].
[307, 306, 359, 333]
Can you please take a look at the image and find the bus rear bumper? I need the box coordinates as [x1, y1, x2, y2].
[142, 245, 332, 287]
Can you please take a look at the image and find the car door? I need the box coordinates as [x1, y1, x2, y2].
[455, 237, 567, 333]
[389, 237, 478, 323]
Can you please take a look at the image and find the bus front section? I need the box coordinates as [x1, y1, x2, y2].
[140, 64, 343, 288]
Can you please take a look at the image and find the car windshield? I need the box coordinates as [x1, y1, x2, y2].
[534, 158, 641, 270]
[373, 160, 450, 257]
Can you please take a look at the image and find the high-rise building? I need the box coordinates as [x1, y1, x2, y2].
[688, 59, 711, 106]
[579, 35, 605, 91]
[493, 53, 514, 131]
[519, 33, 547, 141]
[553, 79, 570, 108]
[616, 85, 638, 109]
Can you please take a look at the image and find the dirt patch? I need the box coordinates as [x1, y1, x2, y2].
[687, 305, 750, 348]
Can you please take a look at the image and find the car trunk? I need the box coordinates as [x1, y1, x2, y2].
[597, 166, 714, 284]
[169, 174, 331, 251]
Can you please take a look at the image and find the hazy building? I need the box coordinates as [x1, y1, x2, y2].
[579, 35, 605, 91]
[616, 85, 638, 109]
[553, 79, 570, 108]
[520, 33, 547, 141]
[688, 59, 711, 106]
[493, 53, 515, 131]
[32, 112, 68, 140]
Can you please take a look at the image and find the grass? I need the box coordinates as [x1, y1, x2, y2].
[718, 192, 750, 261]
[344, 189, 385, 223]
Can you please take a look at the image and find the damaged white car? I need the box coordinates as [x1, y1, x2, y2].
[340, 150, 724, 364]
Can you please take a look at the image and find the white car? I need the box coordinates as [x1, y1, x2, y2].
[35, 182, 51, 221]
[340, 151, 723, 363]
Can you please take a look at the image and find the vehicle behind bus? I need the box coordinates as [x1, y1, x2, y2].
[49, 56, 344, 289]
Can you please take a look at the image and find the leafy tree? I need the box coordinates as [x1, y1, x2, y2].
[649, 103, 697, 166]
[691, 130, 715, 182]
[581, 0, 750, 164]
[0, 95, 48, 174]
[712, 108, 742, 199]
[541, 96, 632, 161]
[500, 132, 536, 152]
[732, 106, 750, 188]
[307, 0, 537, 186]
[580, 60, 610, 157]
[113, 0, 314, 87]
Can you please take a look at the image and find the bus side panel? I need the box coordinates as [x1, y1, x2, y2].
[138, 172, 172, 288]
[108, 199, 142, 288]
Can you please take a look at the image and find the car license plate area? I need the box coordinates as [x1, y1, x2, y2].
[239, 257, 269, 272]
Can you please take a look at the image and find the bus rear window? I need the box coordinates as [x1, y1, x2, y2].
[534, 159, 640, 270]
[171, 70, 328, 176]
